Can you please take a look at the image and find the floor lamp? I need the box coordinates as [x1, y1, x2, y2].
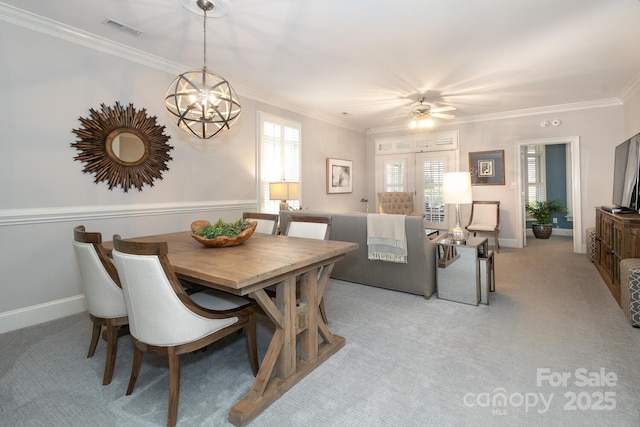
[443, 172, 472, 243]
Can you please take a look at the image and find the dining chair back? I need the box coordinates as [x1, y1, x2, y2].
[285, 215, 332, 240]
[111, 236, 258, 427]
[72, 225, 128, 385]
[242, 212, 279, 234]
[465, 200, 501, 252]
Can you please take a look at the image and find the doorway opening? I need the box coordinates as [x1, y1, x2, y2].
[515, 137, 582, 253]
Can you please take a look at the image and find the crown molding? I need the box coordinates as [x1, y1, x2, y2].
[0, 3, 361, 133]
[0, 3, 627, 135]
[0, 3, 186, 74]
[620, 71, 640, 102]
[368, 98, 623, 134]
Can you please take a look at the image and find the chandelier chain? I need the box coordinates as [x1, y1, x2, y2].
[202, 8, 207, 70]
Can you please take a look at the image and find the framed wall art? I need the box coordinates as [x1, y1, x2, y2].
[469, 150, 505, 185]
[326, 158, 352, 194]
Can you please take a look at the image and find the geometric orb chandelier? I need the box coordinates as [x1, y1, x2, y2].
[165, 0, 241, 139]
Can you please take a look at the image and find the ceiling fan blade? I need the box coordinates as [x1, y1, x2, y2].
[430, 106, 456, 113]
[431, 112, 455, 120]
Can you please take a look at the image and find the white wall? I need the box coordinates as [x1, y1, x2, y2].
[623, 82, 640, 138]
[0, 21, 365, 332]
[366, 104, 625, 247]
[1, 12, 636, 332]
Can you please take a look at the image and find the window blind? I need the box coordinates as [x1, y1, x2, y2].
[259, 113, 301, 213]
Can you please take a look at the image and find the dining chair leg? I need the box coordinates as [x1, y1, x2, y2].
[87, 323, 101, 358]
[244, 313, 259, 376]
[103, 323, 119, 385]
[126, 347, 143, 395]
[167, 349, 180, 427]
[494, 232, 500, 253]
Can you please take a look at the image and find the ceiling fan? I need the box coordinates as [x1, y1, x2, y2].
[408, 97, 456, 129]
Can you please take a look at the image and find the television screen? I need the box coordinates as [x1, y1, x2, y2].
[612, 139, 630, 206]
[612, 133, 640, 211]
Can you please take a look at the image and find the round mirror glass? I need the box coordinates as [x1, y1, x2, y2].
[111, 132, 145, 163]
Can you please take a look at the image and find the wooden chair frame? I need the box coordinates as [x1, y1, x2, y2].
[242, 212, 279, 235]
[285, 215, 332, 240]
[73, 225, 129, 386]
[465, 200, 501, 252]
[112, 236, 258, 427]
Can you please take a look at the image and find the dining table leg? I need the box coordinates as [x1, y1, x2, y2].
[228, 262, 345, 426]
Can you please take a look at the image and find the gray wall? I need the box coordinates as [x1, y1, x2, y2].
[2, 14, 639, 332]
[0, 21, 365, 332]
[366, 105, 625, 248]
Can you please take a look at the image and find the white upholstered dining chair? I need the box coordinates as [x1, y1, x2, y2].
[72, 225, 129, 386]
[242, 212, 279, 234]
[285, 215, 331, 240]
[465, 200, 500, 252]
[284, 215, 332, 323]
[111, 236, 259, 427]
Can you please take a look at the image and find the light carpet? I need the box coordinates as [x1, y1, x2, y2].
[1, 236, 639, 426]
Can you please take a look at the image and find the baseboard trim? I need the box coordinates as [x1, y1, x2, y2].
[0, 295, 86, 334]
[526, 228, 574, 237]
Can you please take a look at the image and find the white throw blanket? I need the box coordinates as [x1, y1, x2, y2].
[366, 214, 408, 263]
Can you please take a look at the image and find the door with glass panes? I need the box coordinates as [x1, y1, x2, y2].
[375, 151, 457, 230]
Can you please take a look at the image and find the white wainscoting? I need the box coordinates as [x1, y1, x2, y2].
[0, 200, 257, 333]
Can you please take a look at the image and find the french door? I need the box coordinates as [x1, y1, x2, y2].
[375, 151, 457, 230]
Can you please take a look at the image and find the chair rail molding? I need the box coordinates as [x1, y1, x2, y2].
[0, 200, 256, 226]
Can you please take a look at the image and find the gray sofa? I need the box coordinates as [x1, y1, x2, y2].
[279, 210, 437, 298]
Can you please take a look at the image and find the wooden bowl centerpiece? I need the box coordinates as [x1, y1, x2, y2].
[190, 218, 257, 247]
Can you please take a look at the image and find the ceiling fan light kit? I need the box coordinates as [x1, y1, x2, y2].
[408, 96, 455, 129]
[409, 116, 434, 129]
[165, 0, 241, 139]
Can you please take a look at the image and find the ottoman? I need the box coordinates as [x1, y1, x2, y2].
[620, 258, 640, 327]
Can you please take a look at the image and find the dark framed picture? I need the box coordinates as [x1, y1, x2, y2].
[326, 158, 352, 194]
[469, 150, 505, 185]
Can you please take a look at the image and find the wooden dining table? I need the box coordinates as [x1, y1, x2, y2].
[107, 230, 358, 426]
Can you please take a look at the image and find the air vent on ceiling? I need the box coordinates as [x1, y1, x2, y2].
[103, 18, 143, 36]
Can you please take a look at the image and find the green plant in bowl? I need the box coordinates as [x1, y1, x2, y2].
[194, 218, 251, 239]
[190, 218, 257, 248]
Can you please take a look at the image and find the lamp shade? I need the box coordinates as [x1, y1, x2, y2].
[269, 182, 299, 201]
[443, 172, 472, 204]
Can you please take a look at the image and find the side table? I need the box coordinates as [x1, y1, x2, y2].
[435, 235, 488, 306]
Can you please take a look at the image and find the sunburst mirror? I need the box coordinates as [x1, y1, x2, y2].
[71, 102, 173, 192]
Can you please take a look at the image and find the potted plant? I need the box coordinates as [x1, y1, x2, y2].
[525, 200, 568, 239]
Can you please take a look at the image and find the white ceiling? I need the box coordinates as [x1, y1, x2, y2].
[3, 0, 640, 131]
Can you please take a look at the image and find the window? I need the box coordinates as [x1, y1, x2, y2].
[525, 145, 546, 205]
[258, 112, 301, 213]
[420, 158, 446, 223]
[383, 159, 407, 192]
